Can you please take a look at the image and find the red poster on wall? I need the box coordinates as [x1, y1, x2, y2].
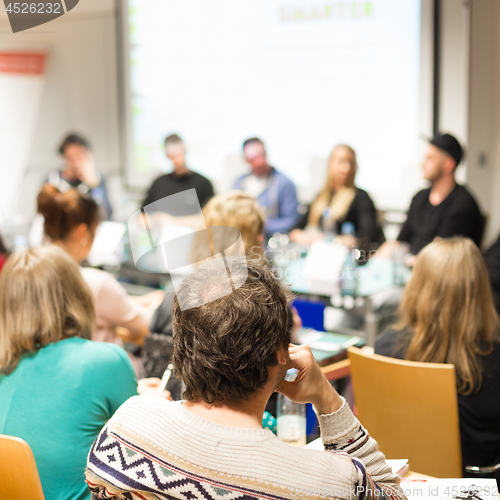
[0, 52, 46, 75]
[0, 51, 47, 215]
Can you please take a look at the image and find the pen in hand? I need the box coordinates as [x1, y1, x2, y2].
[158, 363, 174, 395]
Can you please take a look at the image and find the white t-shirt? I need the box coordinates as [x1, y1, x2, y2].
[242, 174, 269, 199]
[81, 267, 152, 345]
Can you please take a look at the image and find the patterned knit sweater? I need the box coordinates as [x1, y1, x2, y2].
[86, 396, 406, 500]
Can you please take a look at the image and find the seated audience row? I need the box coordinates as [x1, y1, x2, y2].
[1, 126, 496, 500]
[138, 131, 482, 261]
[50, 131, 483, 264]
[0, 248, 405, 500]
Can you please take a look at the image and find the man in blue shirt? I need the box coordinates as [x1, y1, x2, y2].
[233, 138, 299, 238]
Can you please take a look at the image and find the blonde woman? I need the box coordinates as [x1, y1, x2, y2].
[290, 145, 383, 249]
[0, 246, 138, 500]
[375, 237, 500, 479]
[189, 190, 265, 263]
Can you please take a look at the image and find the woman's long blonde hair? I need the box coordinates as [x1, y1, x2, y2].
[0, 246, 95, 374]
[189, 191, 265, 264]
[308, 145, 357, 228]
[398, 237, 499, 395]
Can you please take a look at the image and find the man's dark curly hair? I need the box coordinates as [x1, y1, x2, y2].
[172, 257, 293, 404]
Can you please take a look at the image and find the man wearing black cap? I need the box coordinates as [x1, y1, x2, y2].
[397, 132, 482, 255]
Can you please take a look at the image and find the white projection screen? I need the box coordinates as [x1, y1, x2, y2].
[118, 0, 434, 210]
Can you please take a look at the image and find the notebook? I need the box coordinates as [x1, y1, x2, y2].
[296, 328, 364, 366]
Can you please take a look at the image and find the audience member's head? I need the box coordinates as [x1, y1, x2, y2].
[423, 133, 463, 184]
[0, 245, 95, 374]
[37, 183, 100, 263]
[308, 144, 358, 228]
[327, 144, 357, 190]
[242, 137, 270, 177]
[58, 133, 93, 182]
[190, 191, 265, 263]
[172, 257, 292, 403]
[164, 133, 187, 173]
[399, 237, 499, 394]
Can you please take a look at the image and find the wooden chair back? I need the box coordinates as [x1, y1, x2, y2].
[347, 347, 462, 478]
[0, 434, 45, 500]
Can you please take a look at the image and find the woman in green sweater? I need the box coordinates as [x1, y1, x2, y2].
[0, 246, 138, 500]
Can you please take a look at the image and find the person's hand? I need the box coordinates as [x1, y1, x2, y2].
[404, 254, 417, 268]
[375, 241, 397, 259]
[76, 150, 99, 188]
[137, 377, 172, 400]
[133, 290, 165, 310]
[276, 345, 343, 415]
[336, 234, 357, 248]
[289, 229, 324, 246]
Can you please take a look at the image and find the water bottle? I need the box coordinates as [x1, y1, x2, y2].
[277, 369, 306, 447]
[340, 222, 357, 296]
[340, 222, 355, 239]
[13, 235, 28, 253]
[321, 208, 336, 242]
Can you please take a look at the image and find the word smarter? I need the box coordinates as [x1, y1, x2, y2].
[280, 2, 373, 23]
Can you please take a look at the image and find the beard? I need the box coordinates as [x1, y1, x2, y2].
[424, 165, 444, 184]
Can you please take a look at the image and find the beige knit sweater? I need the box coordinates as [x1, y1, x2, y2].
[86, 396, 406, 500]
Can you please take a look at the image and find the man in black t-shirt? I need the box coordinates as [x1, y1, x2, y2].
[142, 134, 214, 216]
[396, 133, 482, 255]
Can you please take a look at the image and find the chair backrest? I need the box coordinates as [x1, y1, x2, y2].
[347, 347, 462, 478]
[0, 435, 45, 500]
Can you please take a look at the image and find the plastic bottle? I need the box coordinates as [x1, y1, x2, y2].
[13, 235, 28, 253]
[340, 222, 357, 297]
[277, 369, 306, 447]
[321, 208, 336, 242]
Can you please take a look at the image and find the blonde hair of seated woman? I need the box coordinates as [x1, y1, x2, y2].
[189, 191, 266, 265]
[398, 237, 499, 395]
[290, 145, 357, 245]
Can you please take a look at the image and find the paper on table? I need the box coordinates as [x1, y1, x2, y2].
[304, 437, 323, 450]
[386, 459, 409, 475]
[400, 478, 498, 499]
[298, 330, 362, 352]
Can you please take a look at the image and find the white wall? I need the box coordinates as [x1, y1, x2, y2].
[439, 0, 470, 146]
[438, 0, 500, 246]
[0, 0, 123, 224]
[468, 0, 500, 245]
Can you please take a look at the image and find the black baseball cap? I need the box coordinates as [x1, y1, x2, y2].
[429, 132, 463, 167]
